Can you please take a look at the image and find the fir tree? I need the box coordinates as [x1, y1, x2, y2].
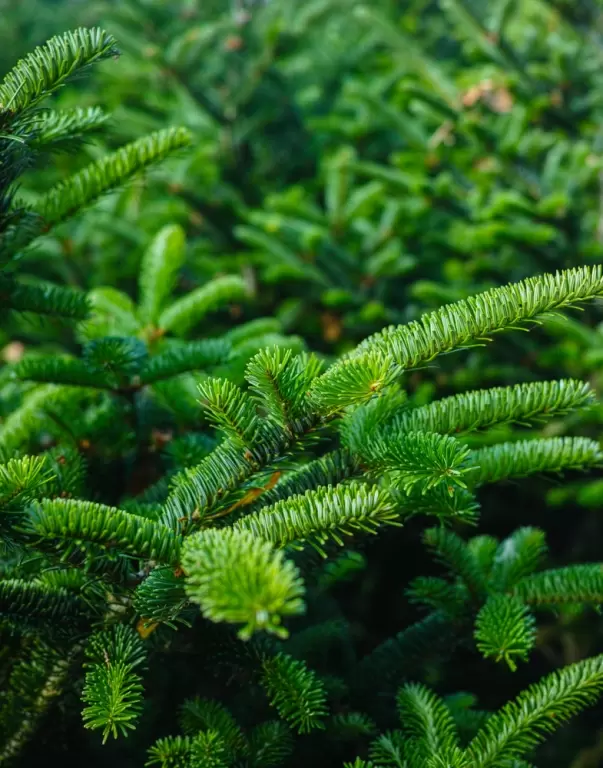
[2, 9, 603, 768]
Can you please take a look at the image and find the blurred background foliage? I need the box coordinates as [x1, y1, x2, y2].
[4, 1, 603, 765]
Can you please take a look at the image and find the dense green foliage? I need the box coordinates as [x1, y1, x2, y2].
[3, 2, 603, 767]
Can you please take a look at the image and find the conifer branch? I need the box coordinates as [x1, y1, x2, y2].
[234, 484, 400, 556]
[182, 528, 305, 639]
[0, 276, 89, 319]
[14, 356, 115, 389]
[26, 498, 182, 566]
[311, 266, 603, 412]
[257, 450, 362, 508]
[245, 347, 324, 430]
[146, 735, 194, 768]
[0, 579, 90, 635]
[81, 626, 146, 743]
[395, 380, 595, 435]
[474, 595, 536, 671]
[396, 682, 460, 757]
[423, 527, 488, 601]
[36, 127, 191, 230]
[81, 287, 140, 340]
[179, 697, 245, 759]
[466, 655, 603, 767]
[469, 437, 603, 486]
[0, 385, 95, 454]
[133, 566, 189, 626]
[360, 431, 475, 495]
[261, 653, 328, 733]
[490, 527, 548, 592]
[248, 720, 294, 767]
[0, 641, 74, 764]
[27, 106, 109, 151]
[138, 224, 187, 324]
[158, 275, 249, 335]
[0, 455, 51, 508]
[198, 378, 261, 446]
[512, 564, 603, 606]
[139, 340, 232, 384]
[161, 439, 256, 529]
[0, 28, 118, 116]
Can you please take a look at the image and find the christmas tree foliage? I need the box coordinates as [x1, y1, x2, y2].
[2, 5, 603, 768]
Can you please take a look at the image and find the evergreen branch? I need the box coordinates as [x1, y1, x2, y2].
[423, 527, 488, 600]
[26, 498, 181, 566]
[85, 623, 146, 670]
[310, 351, 400, 414]
[469, 437, 603, 486]
[0, 455, 51, 508]
[0, 640, 73, 763]
[27, 106, 109, 151]
[0, 578, 89, 634]
[37, 127, 192, 229]
[257, 450, 361, 508]
[82, 662, 144, 743]
[467, 536, 499, 577]
[490, 528, 548, 592]
[182, 528, 305, 639]
[248, 720, 294, 767]
[188, 730, 228, 768]
[82, 625, 146, 743]
[81, 286, 140, 340]
[396, 682, 459, 757]
[139, 340, 232, 384]
[147, 732, 227, 768]
[330, 711, 375, 740]
[0, 276, 89, 319]
[146, 735, 193, 768]
[14, 356, 115, 389]
[512, 564, 603, 606]
[444, 694, 492, 748]
[474, 595, 536, 671]
[245, 347, 324, 430]
[161, 439, 256, 529]
[311, 266, 603, 411]
[369, 730, 407, 767]
[395, 485, 480, 524]
[197, 377, 261, 446]
[158, 275, 249, 336]
[466, 655, 603, 767]
[180, 698, 245, 759]
[234, 484, 401, 556]
[41, 444, 87, 500]
[406, 576, 465, 616]
[339, 388, 409, 457]
[0, 28, 118, 116]
[261, 653, 328, 733]
[0, 385, 95, 454]
[83, 336, 147, 383]
[138, 224, 187, 324]
[133, 566, 189, 626]
[361, 431, 474, 495]
[395, 380, 595, 435]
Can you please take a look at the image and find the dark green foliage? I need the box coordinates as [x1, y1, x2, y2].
[82, 625, 147, 742]
[260, 653, 328, 734]
[3, 3, 603, 768]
